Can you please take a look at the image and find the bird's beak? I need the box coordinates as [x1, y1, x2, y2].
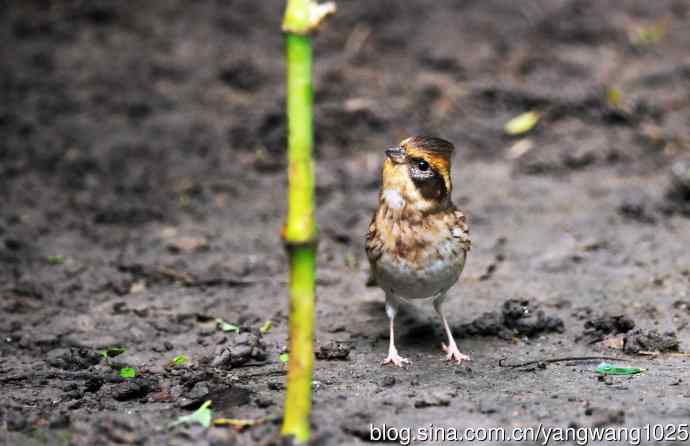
[385, 146, 406, 163]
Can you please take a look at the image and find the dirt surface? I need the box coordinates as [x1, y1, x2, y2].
[2, 1, 690, 445]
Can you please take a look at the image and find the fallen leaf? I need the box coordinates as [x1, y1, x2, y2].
[173, 355, 188, 366]
[47, 255, 65, 265]
[119, 367, 137, 379]
[259, 320, 273, 334]
[215, 318, 240, 333]
[505, 111, 541, 135]
[504, 111, 541, 135]
[100, 346, 127, 359]
[214, 418, 257, 430]
[607, 87, 622, 107]
[595, 362, 645, 376]
[172, 400, 212, 428]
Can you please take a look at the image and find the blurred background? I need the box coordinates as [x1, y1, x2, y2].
[2, 1, 690, 444]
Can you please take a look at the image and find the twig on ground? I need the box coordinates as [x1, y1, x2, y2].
[499, 356, 629, 368]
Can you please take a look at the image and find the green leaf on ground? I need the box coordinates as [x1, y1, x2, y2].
[595, 362, 645, 376]
[259, 320, 273, 334]
[215, 318, 240, 333]
[100, 346, 127, 359]
[119, 367, 137, 379]
[173, 355, 188, 366]
[47, 255, 65, 265]
[279, 353, 289, 363]
[172, 400, 212, 428]
[505, 111, 541, 135]
[607, 87, 622, 107]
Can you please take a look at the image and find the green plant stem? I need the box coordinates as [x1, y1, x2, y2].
[283, 33, 316, 244]
[281, 1, 318, 442]
[282, 245, 316, 442]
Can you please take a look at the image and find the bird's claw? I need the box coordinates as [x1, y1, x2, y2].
[442, 343, 471, 364]
[382, 351, 409, 367]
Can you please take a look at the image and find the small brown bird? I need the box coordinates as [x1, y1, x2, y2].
[366, 136, 471, 366]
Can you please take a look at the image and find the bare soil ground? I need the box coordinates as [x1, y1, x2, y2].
[2, 1, 690, 444]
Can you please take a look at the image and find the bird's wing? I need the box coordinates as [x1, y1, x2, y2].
[365, 213, 383, 262]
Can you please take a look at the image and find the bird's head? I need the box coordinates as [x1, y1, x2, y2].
[380, 136, 455, 214]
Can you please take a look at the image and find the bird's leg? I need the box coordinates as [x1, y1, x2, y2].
[434, 294, 470, 364]
[382, 295, 408, 367]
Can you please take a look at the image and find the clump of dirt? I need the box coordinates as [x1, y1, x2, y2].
[663, 161, 690, 217]
[457, 299, 564, 340]
[111, 376, 160, 402]
[584, 405, 626, 428]
[618, 201, 657, 224]
[210, 331, 266, 368]
[315, 341, 351, 361]
[672, 300, 690, 314]
[413, 389, 455, 408]
[582, 314, 636, 341]
[46, 348, 102, 371]
[623, 329, 680, 354]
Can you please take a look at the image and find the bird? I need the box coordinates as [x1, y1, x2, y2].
[366, 136, 471, 367]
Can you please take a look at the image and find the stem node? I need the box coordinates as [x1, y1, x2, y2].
[283, 1, 336, 35]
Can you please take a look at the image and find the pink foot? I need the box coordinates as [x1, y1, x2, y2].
[442, 343, 471, 364]
[382, 351, 409, 367]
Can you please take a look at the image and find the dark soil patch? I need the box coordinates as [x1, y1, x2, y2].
[315, 341, 351, 361]
[582, 314, 636, 342]
[623, 329, 681, 354]
[457, 299, 564, 339]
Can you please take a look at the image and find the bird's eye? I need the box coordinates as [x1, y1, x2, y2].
[417, 159, 430, 171]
